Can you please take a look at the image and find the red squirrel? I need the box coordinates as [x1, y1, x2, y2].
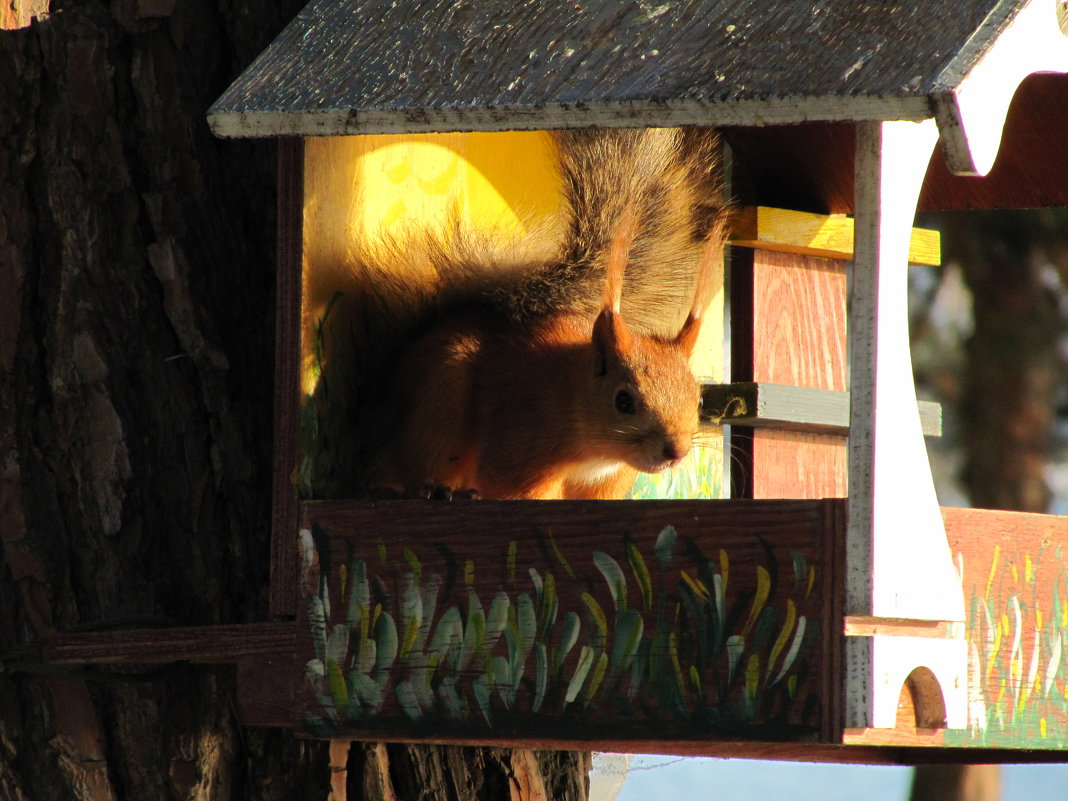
[307, 128, 730, 500]
[382, 207, 722, 499]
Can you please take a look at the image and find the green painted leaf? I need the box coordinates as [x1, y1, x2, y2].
[532, 643, 548, 714]
[326, 658, 348, 708]
[627, 542, 653, 614]
[373, 611, 398, 680]
[399, 574, 422, 662]
[493, 655, 513, 710]
[458, 596, 485, 673]
[308, 596, 328, 663]
[565, 646, 595, 705]
[584, 651, 609, 702]
[555, 611, 581, 675]
[529, 568, 543, 605]
[726, 634, 745, 685]
[549, 531, 576, 579]
[486, 591, 510, 652]
[654, 526, 678, 570]
[517, 593, 537, 661]
[348, 671, 381, 711]
[608, 608, 644, 684]
[416, 573, 442, 653]
[581, 592, 608, 650]
[438, 676, 463, 721]
[395, 680, 423, 720]
[403, 547, 422, 584]
[539, 572, 558, 641]
[594, 551, 628, 611]
[429, 606, 464, 671]
[326, 624, 349, 666]
[773, 615, 806, 686]
[347, 558, 370, 633]
[473, 675, 492, 727]
[355, 637, 376, 675]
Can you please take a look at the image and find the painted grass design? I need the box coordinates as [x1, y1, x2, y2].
[628, 443, 724, 500]
[950, 544, 1068, 747]
[301, 523, 820, 738]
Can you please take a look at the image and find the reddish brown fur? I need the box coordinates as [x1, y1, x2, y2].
[309, 128, 730, 499]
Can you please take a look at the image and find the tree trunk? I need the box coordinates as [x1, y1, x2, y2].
[0, 3, 588, 799]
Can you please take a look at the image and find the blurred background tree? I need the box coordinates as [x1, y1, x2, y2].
[908, 208, 1068, 801]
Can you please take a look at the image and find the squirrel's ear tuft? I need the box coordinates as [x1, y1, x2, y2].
[674, 312, 702, 356]
[592, 307, 631, 375]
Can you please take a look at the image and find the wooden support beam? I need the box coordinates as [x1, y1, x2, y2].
[732, 206, 941, 266]
[702, 382, 942, 437]
[846, 119, 967, 733]
[44, 622, 297, 665]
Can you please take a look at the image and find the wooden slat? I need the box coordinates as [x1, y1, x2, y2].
[297, 498, 844, 747]
[270, 137, 304, 620]
[740, 248, 849, 501]
[842, 617, 960, 639]
[703, 382, 942, 436]
[731, 206, 941, 266]
[44, 622, 297, 665]
[237, 650, 297, 727]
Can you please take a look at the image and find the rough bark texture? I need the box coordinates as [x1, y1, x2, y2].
[0, 3, 588, 799]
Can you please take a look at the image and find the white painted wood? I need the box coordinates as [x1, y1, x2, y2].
[846, 119, 968, 729]
[872, 636, 969, 729]
[848, 119, 964, 622]
[934, 0, 1068, 176]
[206, 94, 934, 139]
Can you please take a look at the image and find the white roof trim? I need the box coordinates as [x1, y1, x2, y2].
[934, 0, 1068, 176]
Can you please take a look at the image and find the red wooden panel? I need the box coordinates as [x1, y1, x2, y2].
[943, 507, 1068, 749]
[750, 250, 848, 499]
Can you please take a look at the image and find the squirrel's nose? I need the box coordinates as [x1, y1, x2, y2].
[663, 443, 685, 465]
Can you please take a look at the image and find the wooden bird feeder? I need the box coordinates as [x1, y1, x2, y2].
[47, 0, 1068, 763]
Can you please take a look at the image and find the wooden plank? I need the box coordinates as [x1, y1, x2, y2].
[237, 650, 297, 727]
[843, 617, 959, 639]
[703, 382, 942, 437]
[943, 506, 1068, 749]
[731, 206, 940, 266]
[752, 250, 847, 392]
[741, 249, 849, 501]
[270, 137, 304, 620]
[44, 622, 297, 665]
[207, 0, 1020, 138]
[846, 119, 967, 735]
[296, 498, 843, 747]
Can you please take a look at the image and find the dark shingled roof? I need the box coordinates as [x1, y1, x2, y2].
[208, 0, 1027, 137]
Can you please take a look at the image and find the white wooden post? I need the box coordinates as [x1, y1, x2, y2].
[845, 119, 967, 731]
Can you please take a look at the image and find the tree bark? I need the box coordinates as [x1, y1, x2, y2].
[0, 3, 588, 799]
[947, 210, 1068, 513]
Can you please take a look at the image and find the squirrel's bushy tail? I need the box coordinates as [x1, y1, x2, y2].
[304, 128, 730, 497]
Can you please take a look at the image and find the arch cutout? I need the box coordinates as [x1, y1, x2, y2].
[897, 666, 949, 731]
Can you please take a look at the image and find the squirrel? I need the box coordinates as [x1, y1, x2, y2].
[305, 127, 730, 500]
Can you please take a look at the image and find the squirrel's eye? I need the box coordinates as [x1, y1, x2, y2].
[615, 389, 636, 415]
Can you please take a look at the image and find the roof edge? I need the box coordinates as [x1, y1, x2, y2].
[207, 95, 933, 140]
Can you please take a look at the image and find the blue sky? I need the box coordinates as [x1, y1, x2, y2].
[610, 756, 1068, 800]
